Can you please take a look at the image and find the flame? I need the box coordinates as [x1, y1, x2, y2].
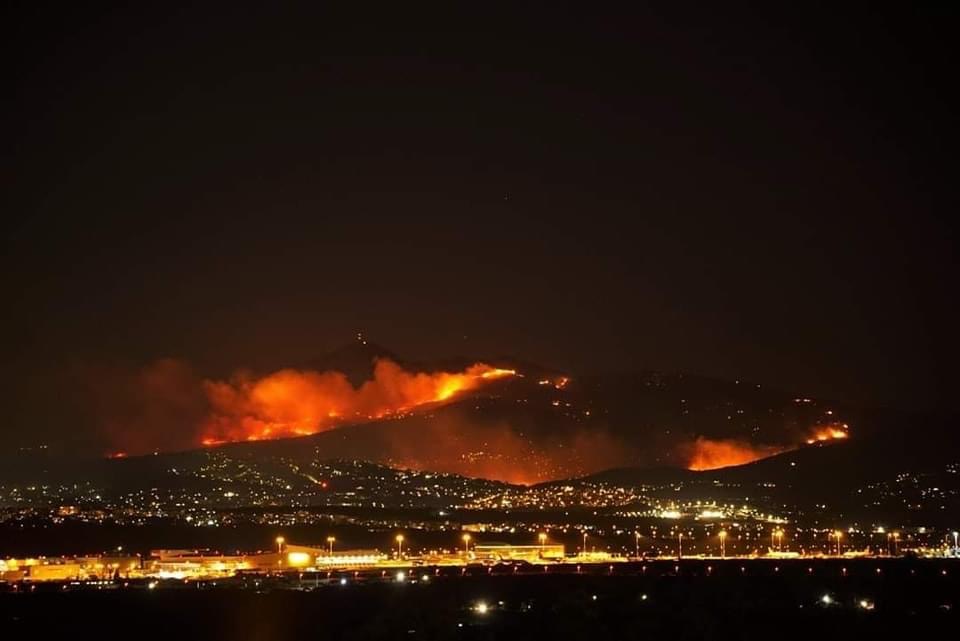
[805, 423, 849, 444]
[686, 438, 786, 471]
[200, 359, 515, 446]
[687, 422, 852, 471]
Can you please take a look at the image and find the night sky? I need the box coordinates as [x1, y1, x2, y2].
[4, 5, 956, 449]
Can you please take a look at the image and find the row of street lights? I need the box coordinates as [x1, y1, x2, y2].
[276, 535, 336, 556]
[276, 526, 927, 562]
[276, 530, 727, 561]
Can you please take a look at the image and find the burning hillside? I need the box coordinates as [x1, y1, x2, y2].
[86, 353, 515, 456]
[200, 359, 515, 445]
[686, 422, 851, 471]
[87, 346, 855, 483]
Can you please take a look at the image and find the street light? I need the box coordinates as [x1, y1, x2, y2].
[538, 532, 547, 554]
[678, 532, 683, 560]
[326, 536, 335, 555]
[462, 533, 471, 555]
[275, 536, 285, 569]
[635, 532, 641, 559]
[776, 529, 784, 552]
[582, 531, 588, 557]
[953, 531, 959, 554]
[892, 531, 900, 556]
[719, 530, 727, 558]
[833, 531, 843, 556]
[395, 534, 404, 558]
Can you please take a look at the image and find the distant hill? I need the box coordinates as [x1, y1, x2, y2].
[3, 342, 955, 512]
[193, 365, 857, 483]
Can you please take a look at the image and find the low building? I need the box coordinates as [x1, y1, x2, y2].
[473, 544, 565, 563]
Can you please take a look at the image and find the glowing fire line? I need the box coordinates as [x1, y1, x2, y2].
[687, 423, 851, 471]
[199, 360, 515, 447]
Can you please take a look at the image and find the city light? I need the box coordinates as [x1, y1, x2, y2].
[7, 8, 956, 635]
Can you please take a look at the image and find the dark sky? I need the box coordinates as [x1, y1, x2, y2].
[3, 4, 957, 447]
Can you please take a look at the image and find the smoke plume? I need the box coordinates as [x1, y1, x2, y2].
[200, 359, 515, 445]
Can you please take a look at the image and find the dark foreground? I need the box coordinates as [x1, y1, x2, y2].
[2, 560, 958, 640]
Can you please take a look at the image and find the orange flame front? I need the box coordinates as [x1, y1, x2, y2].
[687, 422, 852, 471]
[200, 359, 515, 446]
[805, 422, 849, 444]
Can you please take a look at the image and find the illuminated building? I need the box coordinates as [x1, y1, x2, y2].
[472, 544, 565, 563]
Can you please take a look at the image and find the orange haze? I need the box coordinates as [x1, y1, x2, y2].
[686, 438, 786, 471]
[200, 359, 515, 445]
[687, 422, 852, 471]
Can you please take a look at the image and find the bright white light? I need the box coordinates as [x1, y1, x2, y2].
[821, 594, 832, 605]
[475, 601, 489, 614]
[340, 577, 347, 586]
[421, 574, 430, 582]
[147, 581, 157, 590]
[396, 571, 405, 582]
[157, 570, 187, 580]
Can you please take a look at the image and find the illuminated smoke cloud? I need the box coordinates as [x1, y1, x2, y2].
[375, 412, 632, 485]
[200, 359, 515, 445]
[685, 422, 852, 471]
[91, 356, 850, 481]
[685, 437, 786, 471]
[88, 358, 207, 455]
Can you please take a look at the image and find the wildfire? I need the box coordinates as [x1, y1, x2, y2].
[805, 423, 849, 444]
[686, 438, 785, 471]
[200, 359, 515, 446]
[687, 422, 852, 471]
